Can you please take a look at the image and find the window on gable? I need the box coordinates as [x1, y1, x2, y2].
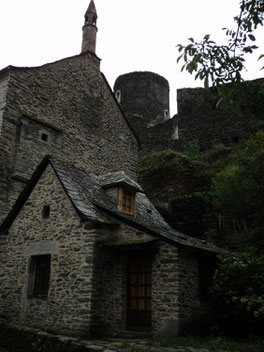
[118, 187, 136, 215]
[42, 205, 50, 218]
[28, 255, 51, 297]
[41, 133, 48, 142]
[39, 129, 51, 144]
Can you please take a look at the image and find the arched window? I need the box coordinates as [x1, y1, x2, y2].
[115, 90, 121, 103]
[172, 125, 179, 140]
[164, 109, 169, 119]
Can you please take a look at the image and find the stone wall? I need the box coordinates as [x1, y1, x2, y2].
[138, 87, 255, 156]
[0, 52, 139, 223]
[152, 241, 180, 335]
[0, 165, 101, 336]
[178, 248, 201, 324]
[94, 222, 203, 336]
[0, 73, 11, 221]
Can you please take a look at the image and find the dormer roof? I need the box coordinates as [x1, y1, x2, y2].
[99, 171, 143, 192]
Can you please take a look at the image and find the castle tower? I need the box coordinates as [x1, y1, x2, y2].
[81, 0, 98, 54]
[114, 72, 170, 139]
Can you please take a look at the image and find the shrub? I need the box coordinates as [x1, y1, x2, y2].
[211, 247, 264, 336]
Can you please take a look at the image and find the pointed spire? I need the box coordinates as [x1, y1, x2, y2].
[86, 0, 97, 16]
[81, 0, 98, 54]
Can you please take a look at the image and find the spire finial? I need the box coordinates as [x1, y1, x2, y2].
[81, 0, 98, 54]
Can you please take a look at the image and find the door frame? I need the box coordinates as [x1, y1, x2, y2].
[126, 254, 152, 331]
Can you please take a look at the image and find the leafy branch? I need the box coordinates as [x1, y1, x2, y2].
[177, 0, 264, 105]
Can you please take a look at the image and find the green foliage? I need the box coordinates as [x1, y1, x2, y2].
[182, 139, 201, 158]
[211, 248, 264, 335]
[124, 347, 141, 352]
[152, 335, 264, 351]
[177, 0, 264, 114]
[0, 312, 7, 319]
[177, 0, 264, 86]
[211, 131, 264, 225]
[156, 194, 207, 237]
[139, 149, 211, 203]
[201, 143, 232, 163]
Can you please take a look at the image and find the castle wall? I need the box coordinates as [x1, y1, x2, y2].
[137, 85, 257, 157]
[174, 86, 254, 151]
[0, 52, 138, 223]
[113, 72, 261, 158]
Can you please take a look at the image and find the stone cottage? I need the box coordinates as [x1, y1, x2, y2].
[0, 156, 218, 336]
[0, 0, 219, 338]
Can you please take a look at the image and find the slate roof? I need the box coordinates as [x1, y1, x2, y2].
[50, 159, 170, 230]
[99, 171, 143, 192]
[0, 157, 221, 254]
[50, 159, 221, 253]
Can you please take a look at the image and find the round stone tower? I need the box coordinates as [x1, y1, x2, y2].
[114, 72, 170, 139]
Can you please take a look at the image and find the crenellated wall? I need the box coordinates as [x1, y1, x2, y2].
[114, 73, 263, 157]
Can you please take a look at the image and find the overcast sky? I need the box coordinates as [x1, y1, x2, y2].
[0, 0, 263, 114]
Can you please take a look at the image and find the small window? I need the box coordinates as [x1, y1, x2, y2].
[41, 133, 48, 142]
[42, 205, 50, 218]
[93, 16, 96, 24]
[118, 187, 136, 215]
[39, 129, 51, 144]
[115, 90, 121, 103]
[28, 255, 51, 297]
[164, 109, 169, 119]
[172, 125, 179, 140]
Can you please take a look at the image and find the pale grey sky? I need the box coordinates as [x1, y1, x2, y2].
[0, 0, 263, 114]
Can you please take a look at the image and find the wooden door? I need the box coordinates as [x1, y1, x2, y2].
[126, 255, 152, 330]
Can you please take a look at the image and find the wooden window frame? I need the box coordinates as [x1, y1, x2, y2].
[28, 255, 51, 298]
[118, 187, 136, 215]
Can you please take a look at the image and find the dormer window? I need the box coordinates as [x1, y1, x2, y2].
[118, 187, 136, 215]
[99, 171, 142, 216]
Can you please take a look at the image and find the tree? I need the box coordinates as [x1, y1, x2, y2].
[211, 131, 264, 226]
[177, 0, 264, 112]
